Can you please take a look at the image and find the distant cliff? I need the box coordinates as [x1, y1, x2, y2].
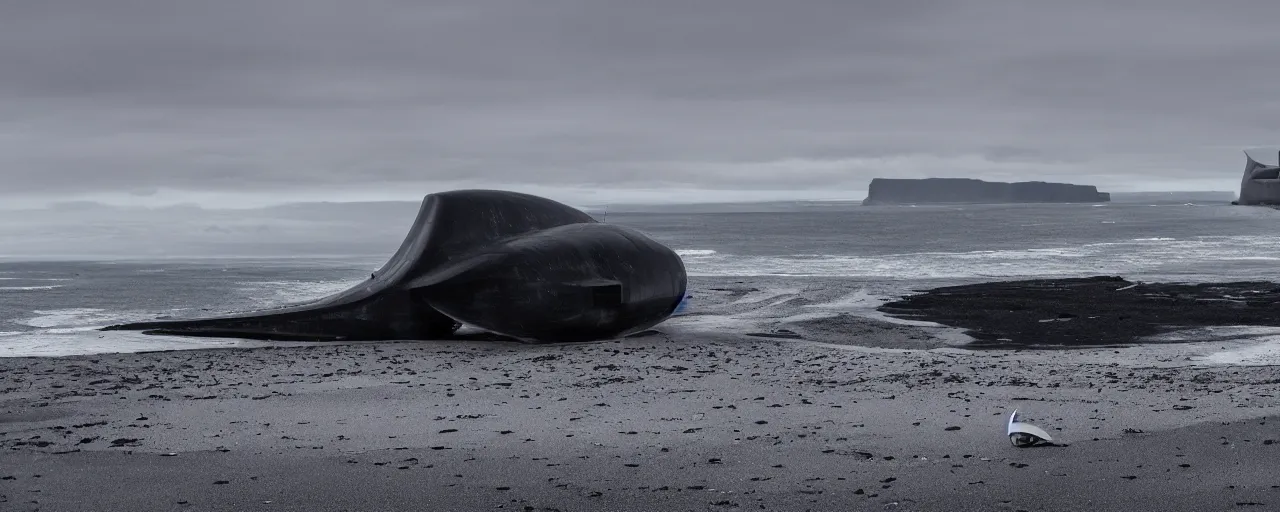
[862, 178, 1110, 205]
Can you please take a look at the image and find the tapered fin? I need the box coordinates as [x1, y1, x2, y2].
[1245, 150, 1265, 177]
[139, 328, 351, 342]
[1008, 409, 1055, 447]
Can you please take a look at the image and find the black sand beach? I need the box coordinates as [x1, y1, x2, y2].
[5, 325, 1280, 511]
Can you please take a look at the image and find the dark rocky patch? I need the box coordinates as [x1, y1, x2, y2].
[877, 276, 1280, 348]
[744, 329, 805, 340]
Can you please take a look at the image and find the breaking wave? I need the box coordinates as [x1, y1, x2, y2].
[234, 280, 360, 307]
[19, 308, 143, 329]
[675, 235, 1280, 280]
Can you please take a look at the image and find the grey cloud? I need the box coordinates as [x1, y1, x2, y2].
[2, 0, 1278, 205]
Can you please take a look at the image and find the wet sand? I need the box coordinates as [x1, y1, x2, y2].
[4, 328, 1280, 511]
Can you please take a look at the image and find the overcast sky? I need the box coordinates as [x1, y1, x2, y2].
[2, 0, 1279, 208]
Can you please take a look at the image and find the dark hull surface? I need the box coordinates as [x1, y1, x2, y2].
[1237, 151, 1280, 206]
[102, 190, 688, 343]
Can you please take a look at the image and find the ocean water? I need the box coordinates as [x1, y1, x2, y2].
[4, 201, 1280, 359]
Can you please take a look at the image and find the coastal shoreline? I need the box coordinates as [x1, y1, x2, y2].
[4, 329, 1280, 511]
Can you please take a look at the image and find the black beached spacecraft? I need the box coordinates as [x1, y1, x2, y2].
[102, 190, 688, 343]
